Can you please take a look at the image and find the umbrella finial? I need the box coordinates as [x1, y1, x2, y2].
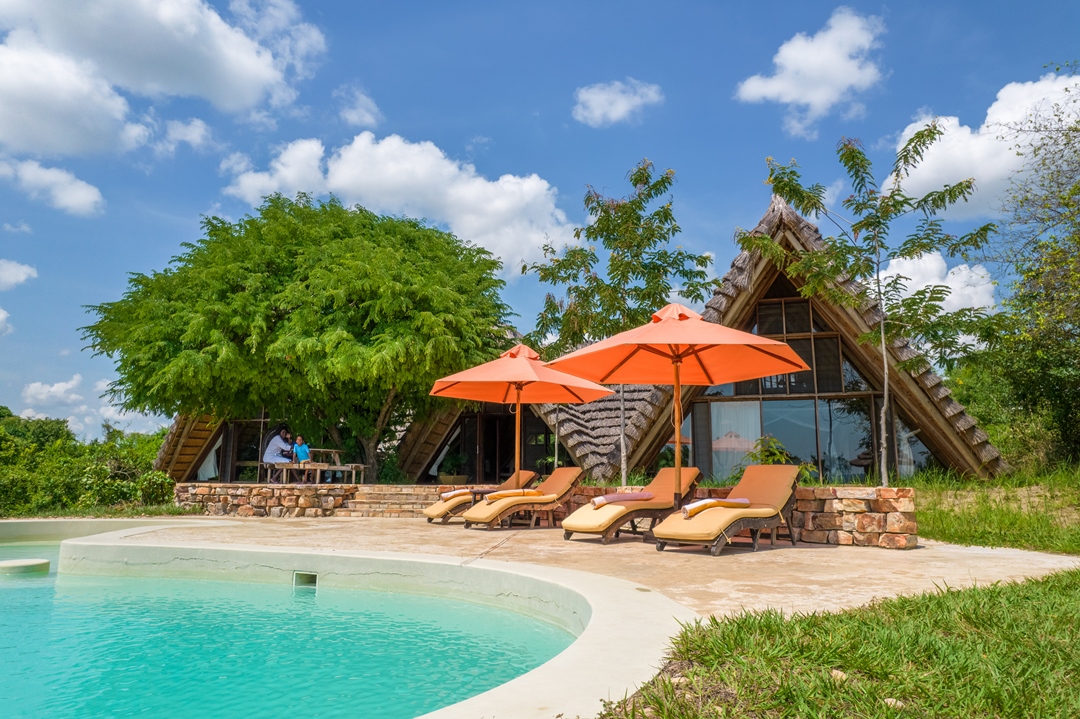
[501, 344, 541, 360]
[651, 303, 702, 323]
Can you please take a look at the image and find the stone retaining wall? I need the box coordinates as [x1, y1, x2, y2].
[175, 482, 917, 549]
[175, 483, 360, 517]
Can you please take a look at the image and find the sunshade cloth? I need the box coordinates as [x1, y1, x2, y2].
[430, 344, 613, 476]
[546, 303, 808, 480]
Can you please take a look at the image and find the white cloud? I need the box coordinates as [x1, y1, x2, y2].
[22, 373, 83, 405]
[895, 73, 1078, 219]
[883, 253, 995, 312]
[0, 33, 135, 155]
[822, 179, 846, 208]
[154, 118, 215, 157]
[223, 132, 576, 268]
[572, 78, 664, 128]
[18, 408, 47, 419]
[0, 258, 36, 290]
[736, 7, 885, 139]
[3, 221, 30, 233]
[0, 1, 324, 158]
[0, 159, 104, 215]
[0, 0, 323, 112]
[219, 152, 253, 176]
[335, 86, 383, 128]
[0, 307, 10, 335]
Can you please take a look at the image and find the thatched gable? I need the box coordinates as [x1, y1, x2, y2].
[154, 414, 220, 481]
[539, 195, 1006, 479]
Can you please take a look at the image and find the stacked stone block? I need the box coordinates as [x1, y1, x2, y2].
[791, 486, 917, 549]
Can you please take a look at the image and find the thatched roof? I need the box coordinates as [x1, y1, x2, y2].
[537, 195, 1006, 479]
[154, 413, 219, 481]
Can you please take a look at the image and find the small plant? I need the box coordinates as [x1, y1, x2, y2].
[439, 450, 467, 476]
[729, 436, 818, 484]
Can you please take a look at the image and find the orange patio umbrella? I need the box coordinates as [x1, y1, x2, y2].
[546, 303, 809, 481]
[430, 344, 613, 477]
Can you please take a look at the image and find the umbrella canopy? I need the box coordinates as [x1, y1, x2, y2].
[430, 344, 613, 476]
[546, 303, 809, 479]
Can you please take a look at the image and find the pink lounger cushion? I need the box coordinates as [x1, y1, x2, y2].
[591, 492, 654, 508]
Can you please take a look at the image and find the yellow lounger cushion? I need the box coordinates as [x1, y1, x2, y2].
[561, 495, 675, 533]
[682, 497, 750, 518]
[653, 504, 781, 543]
[421, 493, 473, 519]
[440, 488, 472, 501]
[485, 488, 543, 502]
[461, 494, 558, 523]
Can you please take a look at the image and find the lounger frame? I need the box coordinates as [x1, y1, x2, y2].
[463, 479, 581, 531]
[563, 482, 700, 545]
[425, 472, 538, 524]
[653, 479, 798, 556]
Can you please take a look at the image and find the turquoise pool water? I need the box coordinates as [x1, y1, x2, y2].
[0, 543, 574, 719]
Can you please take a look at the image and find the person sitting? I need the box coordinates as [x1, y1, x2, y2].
[293, 435, 311, 483]
[262, 428, 293, 483]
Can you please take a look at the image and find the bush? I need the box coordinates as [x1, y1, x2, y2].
[135, 470, 175, 505]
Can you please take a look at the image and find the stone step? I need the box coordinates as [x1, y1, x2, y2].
[343, 502, 431, 510]
[333, 509, 423, 518]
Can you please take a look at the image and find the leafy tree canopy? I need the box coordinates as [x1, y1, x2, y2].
[982, 64, 1080, 458]
[84, 194, 511, 477]
[523, 159, 720, 359]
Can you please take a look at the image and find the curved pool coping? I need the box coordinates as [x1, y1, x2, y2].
[1, 519, 699, 719]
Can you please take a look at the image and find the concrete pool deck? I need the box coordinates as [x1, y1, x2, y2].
[117, 516, 1080, 616]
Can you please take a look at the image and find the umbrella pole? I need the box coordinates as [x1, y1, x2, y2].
[515, 386, 522, 478]
[673, 362, 683, 502]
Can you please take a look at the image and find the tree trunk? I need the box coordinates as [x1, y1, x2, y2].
[875, 242, 890, 488]
[359, 387, 398, 483]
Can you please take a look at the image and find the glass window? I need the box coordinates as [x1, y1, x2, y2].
[788, 338, 815, 393]
[703, 384, 734, 397]
[762, 400, 818, 465]
[710, 401, 761, 482]
[818, 398, 875, 482]
[843, 359, 872, 392]
[758, 303, 784, 335]
[764, 273, 800, 299]
[785, 301, 811, 333]
[814, 337, 843, 393]
[895, 414, 940, 478]
[761, 372, 787, 394]
[812, 308, 832, 332]
[734, 378, 760, 395]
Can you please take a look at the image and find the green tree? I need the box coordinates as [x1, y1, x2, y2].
[738, 122, 994, 483]
[523, 159, 720, 482]
[523, 159, 720, 358]
[985, 64, 1080, 459]
[84, 194, 511, 478]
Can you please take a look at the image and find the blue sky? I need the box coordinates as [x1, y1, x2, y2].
[0, 1, 1077, 435]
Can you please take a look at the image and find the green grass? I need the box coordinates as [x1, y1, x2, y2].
[598, 570, 1080, 719]
[907, 465, 1080, 554]
[0, 503, 203, 519]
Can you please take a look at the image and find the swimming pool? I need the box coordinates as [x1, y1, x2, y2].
[0, 542, 574, 719]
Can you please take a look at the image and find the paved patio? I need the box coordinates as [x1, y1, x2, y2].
[121, 517, 1080, 616]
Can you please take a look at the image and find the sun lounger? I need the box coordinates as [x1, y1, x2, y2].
[422, 470, 537, 524]
[461, 467, 582, 530]
[561, 467, 701, 544]
[652, 465, 799, 556]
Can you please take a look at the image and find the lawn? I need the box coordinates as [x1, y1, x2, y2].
[598, 569, 1080, 718]
[910, 465, 1080, 554]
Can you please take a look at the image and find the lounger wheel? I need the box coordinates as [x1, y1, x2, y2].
[563, 530, 572, 541]
[426, 517, 433, 523]
[463, 521, 472, 529]
[655, 541, 666, 552]
[709, 542, 724, 557]
[601, 535, 611, 546]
